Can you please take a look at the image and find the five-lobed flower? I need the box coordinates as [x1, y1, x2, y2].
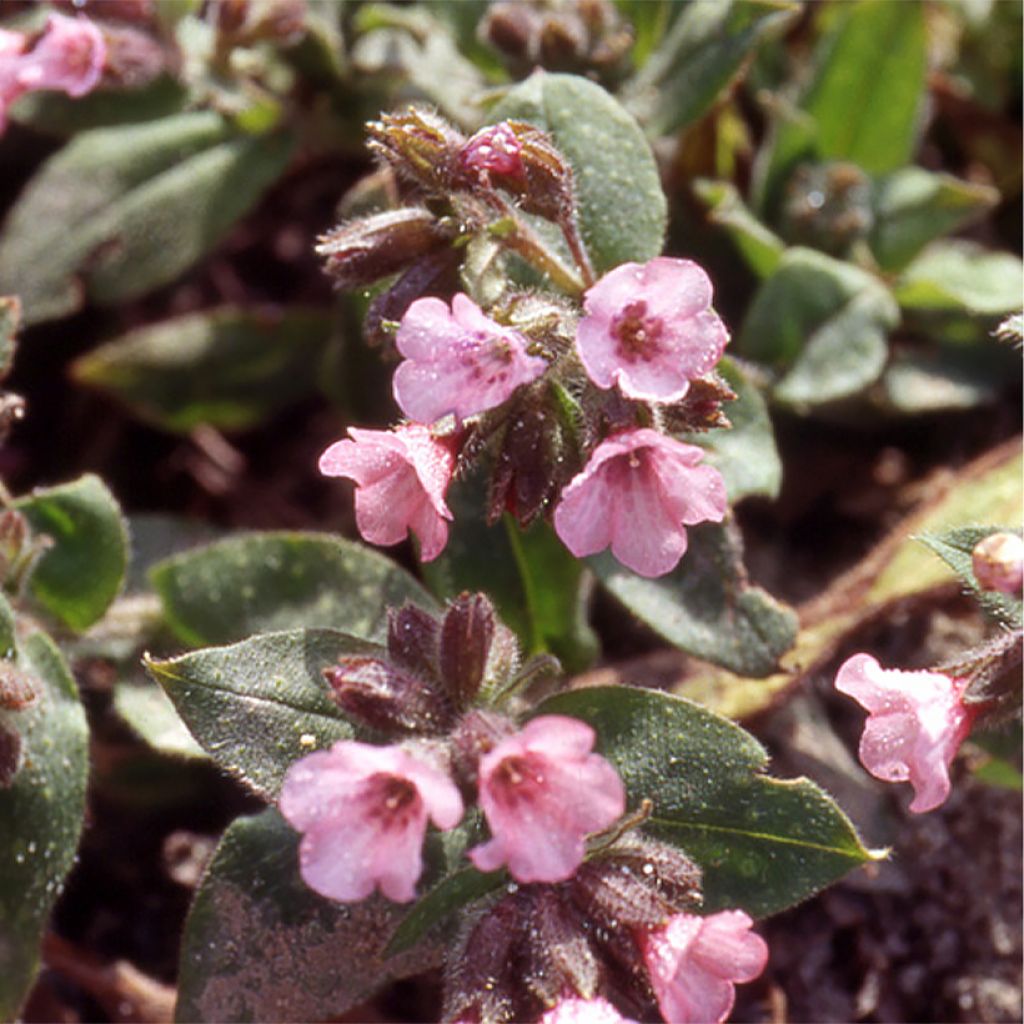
[554, 428, 727, 578]
[834, 653, 976, 813]
[279, 740, 463, 903]
[393, 293, 547, 425]
[575, 257, 729, 403]
[468, 715, 626, 883]
[319, 423, 455, 562]
[639, 910, 769, 1024]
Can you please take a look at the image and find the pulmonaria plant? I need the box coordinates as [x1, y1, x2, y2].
[0, 13, 105, 133]
[317, 109, 733, 579]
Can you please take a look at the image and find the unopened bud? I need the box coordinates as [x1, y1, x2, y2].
[479, 3, 540, 65]
[972, 532, 1024, 594]
[0, 662, 38, 711]
[439, 592, 521, 706]
[367, 108, 466, 195]
[316, 208, 451, 290]
[99, 23, 174, 88]
[323, 655, 452, 734]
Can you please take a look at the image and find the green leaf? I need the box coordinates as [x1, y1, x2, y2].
[150, 531, 439, 648]
[537, 686, 876, 917]
[113, 674, 206, 760]
[16, 474, 128, 632]
[72, 307, 335, 434]
[592, 520, 797, 677]
[878, 344, 1005, 414]
[917, 526, 1023, 628]
[0, 294, 19, 381]
[0, 627, 88, 1020]
[894, 242, 1024, 315]
[0, 113, 293, 325]
[685, 357, 782, 503]
[622, 0, 796, 137]
[869, 168, 1000, 272]
[176, 808, 441, 1023]
[145, 628, 375, 798]
[755, 0, 927, 214]
[422, 481, 597, 673]
[491, 71, 666, 272]
[692, 179, 785, 278]
[736, 248, 898, 407]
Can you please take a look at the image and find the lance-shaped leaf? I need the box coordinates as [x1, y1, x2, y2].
[491, 71, 666, 272]
[893, 242, 1024, 315]
[72, 307, 335, 434]
[918, 526, 1023, 629]
[684, 357, 782, 504]
[622, 0, 796, 137]
[692, 180, 785, 278]
[535, 686, 878, 917]
[144, 629, 383, 799]
[16, 474, 128, 632]
[869, 168, 1000, 273]
[591, 520, 797, 678]
[755, 0, 926, 216]
[175, 808, 442, 1023]
[0, 625, 89, 1020]
[737, 247, 898, 408]
[0, 112, 293, 325]
[150, 532, 440, 648]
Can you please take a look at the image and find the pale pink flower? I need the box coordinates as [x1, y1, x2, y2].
[575, 258, 729, 403]
[639, 910, 768, 1024]
[0, 29, 28, 133]
[319, 424, 455, 562]
[539, 996, 635, 1024]
[835, 654, 976, 813]
[15, 13, 105, 97]
[468, 715, 626, 883]
[393, 294, 547, 424]
[460, 122, 524, 177]
[553, 428, 727, 578]
[280, 740, 463, 903]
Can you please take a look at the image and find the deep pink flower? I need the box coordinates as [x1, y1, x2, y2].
[640, 910, 768, 1024]
[468, 715, 626, 883]
[280, 740, 463, 903]
[539, 997, 635, 1024]
[319, 424, 455, 562]
[460, 122, 524, 178]
[553, 428, 727, 578]
[393, 294, 547, 424]
[575, 258, 729, 403]
[834, 654, 976, 813]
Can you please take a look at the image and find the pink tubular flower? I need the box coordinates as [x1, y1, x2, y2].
[834, 654, 976, 813]
[468, 715, 626, 883]
[575, 258, 729, 403]
[553, 428, 727, 578]
[393, 294, 547, 424]
[319, 423, 455, 562]
[640, 910, 768, 1024]
[540, 997, 635, 1024]
[280, 740, 463, 903]
[460, 122, 524, 178]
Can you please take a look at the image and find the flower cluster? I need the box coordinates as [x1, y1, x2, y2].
[0, 14, 105, 134]
[278, 594, 769, 1023]
[317, 114, 733, 579]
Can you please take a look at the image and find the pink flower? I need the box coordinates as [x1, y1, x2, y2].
[575, 258, 729, 403]
[639, 911, 768, 1024]
[393, 294, 547, 424]
[539, 997, 635, 1024]
[280, 740, 463, 903]
[319, 424, 455, 562]
[0, 15, 105, 135]
[553, 428, 727, 578]
[468, 715, 626, 883]
[834, 654, 976, 813]
[460, 122, 524, 178]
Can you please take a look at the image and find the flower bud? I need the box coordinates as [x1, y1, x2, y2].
[323, 655, 453, 735]
[972, 531, 1024, 594]
[440, 592, 495, 706]
[386, 602, 441, 680]
[522, 888, 600, 1006]
[367, 108, 467, 195]
[0, 662, 38, 711]
[316, 207, 452, 290]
